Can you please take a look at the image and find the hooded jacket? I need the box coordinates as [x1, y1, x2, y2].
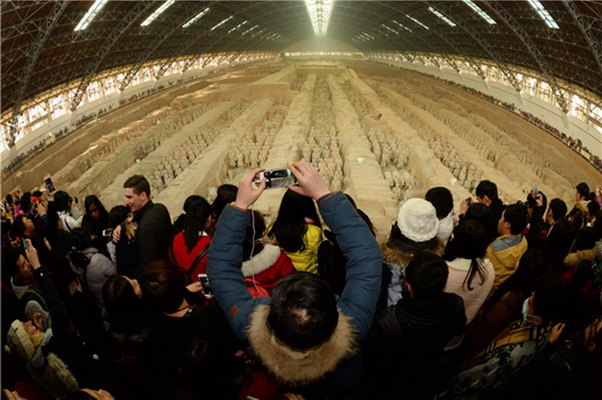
[207, 192, 381, 391]
[487, 234, 528, 292]
[241, 243, 295, 294]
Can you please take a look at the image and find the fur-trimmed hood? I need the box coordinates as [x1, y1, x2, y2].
[381, 237, 445, 267]
[564, 248, 597, 268]
[28, 352, 79, 398]
[242, 244, 281, 277]
[247, 304, 357, 385]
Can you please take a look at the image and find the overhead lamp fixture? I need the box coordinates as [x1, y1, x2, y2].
[141, 0, 175, 27]
[182, 7, 211, 29]
[462, 0, 496, 24]
[305, 0, 335, 36]
[74, 0, 109, 31]
[210, 16, 233, 31]
[405, 14, 429, 30]
[527, 0, 559, 29]
[228, 20, 248, 33]
[242, 24, 259, 35]
[392, 20, 413, 32]
[382, 24, 400, 35]
[428, 7, 457, 27]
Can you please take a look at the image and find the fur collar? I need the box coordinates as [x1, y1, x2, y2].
[381, 237, 445, 266]
[564, 248, 597, 268]
[247, 304, 356, 385]
[242, 244, 281, 277]
[28, 352, 79, 398]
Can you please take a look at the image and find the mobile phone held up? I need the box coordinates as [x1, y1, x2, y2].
[531, 182, 539, 197]
[198, 274, 213, 298]
[102, 229, 113, 237]
[44, 174, 56, 195]
[256, 168, 299, 190]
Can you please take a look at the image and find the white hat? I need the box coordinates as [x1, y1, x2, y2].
[397, 198, 440, 242]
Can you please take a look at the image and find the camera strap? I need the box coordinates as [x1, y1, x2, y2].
[170, 240, 210, 280]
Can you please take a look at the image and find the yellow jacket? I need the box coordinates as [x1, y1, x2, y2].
[486, 234, 528, 293]
[271, 224, 323, 274]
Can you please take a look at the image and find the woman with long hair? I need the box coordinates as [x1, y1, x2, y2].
[444, 219, 495, 324]
[81, 195, 110, 255]
[170, 197, 213, 282]
[211, 184, 237, 221]
[268, 189, 322, 274]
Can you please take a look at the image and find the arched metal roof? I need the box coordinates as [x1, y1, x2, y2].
[2, 1, 601, 117]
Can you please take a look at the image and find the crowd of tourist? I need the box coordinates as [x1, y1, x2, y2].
[2, 162, 602, 400]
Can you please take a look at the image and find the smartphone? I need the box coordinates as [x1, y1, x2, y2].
[102, 229, 113, 237]
[531, 182, 539, 197]
[198, 274, 213, 298]
[22, 238, 29, 250]
[44, 174, 56, 195]
[257, 168, 298, 189]
[465, 198, 472, 206]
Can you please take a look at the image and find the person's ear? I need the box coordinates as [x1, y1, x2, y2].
[33, 312, 43, 330]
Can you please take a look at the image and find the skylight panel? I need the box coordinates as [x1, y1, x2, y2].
[228, 20, 248, 34]
[382, 24, 400, 35]
[462, 0, 496, 25]
[182, 7, 211, 29]
[210, 16, 234, 31]
[405, 14, 429, 30]
[428, 7, 457, 27]
[242, 24, 259, 35]
[392, 20, 413, 32]
[74, 0, 109, 31]
[141, 0, 175, 27]
[305, 0, 335, 36]
[527, 0, 559, 29]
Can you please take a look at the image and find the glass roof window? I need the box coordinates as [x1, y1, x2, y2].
[182, 7, 211, 29]
[528, 0, 560, 29]
[462, 0, 496, 24]
[392, 20, 413, 32]
[382, 24, 400, 35]
[428, 7, 457, 27]
[305, 0, 335, 36]
[74, 0, 109, 31]
[228, 20, 248, 34]
[405, 14, 429, 30]
[211, 16, 234, 31]
[141, 0, 176, 27]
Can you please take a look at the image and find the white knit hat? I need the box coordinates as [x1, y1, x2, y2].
[5, 320, 35, 360]
[397, 198, 440, 242]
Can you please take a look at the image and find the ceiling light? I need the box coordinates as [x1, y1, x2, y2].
[527, 0, 559, 29]
[182, 7, 211, 29]
[211, 16, 234, 31]
[74, 0, 109, 31]
[392, 20, 413, 32]
[428, 7, 457, 27]
[305, 0, 335, 36]
[228, 20, 248, 33]
[405, 14, 429, 30]
[242, 24, 259, 35]
[141, 0, 175, 27]
[382, 24, 400, 35]
[462, 0, 496, 24]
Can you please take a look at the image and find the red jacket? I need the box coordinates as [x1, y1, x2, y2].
[170, 232, 211, 282]
[241, 244, 295, 294]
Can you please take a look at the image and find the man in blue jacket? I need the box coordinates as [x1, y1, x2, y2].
[207, 161, 382, 394]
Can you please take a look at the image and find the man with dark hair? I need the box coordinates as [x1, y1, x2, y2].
[476, 180, 506, 224]
[425, 186, 456, 244]
[365, 251, 466, 399]
[123, 175, 171, 269]
[575, 182, 590, 202]
[207, 162, 381, 394]
[486, 203, 529, 291]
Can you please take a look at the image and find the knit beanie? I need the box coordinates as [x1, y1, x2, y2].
[5, 320, 35, 360]
[397, 198, 440, 243]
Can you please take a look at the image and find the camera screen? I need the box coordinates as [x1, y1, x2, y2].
[266, 168, 298, 189]
[198, 274, 213, 296]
